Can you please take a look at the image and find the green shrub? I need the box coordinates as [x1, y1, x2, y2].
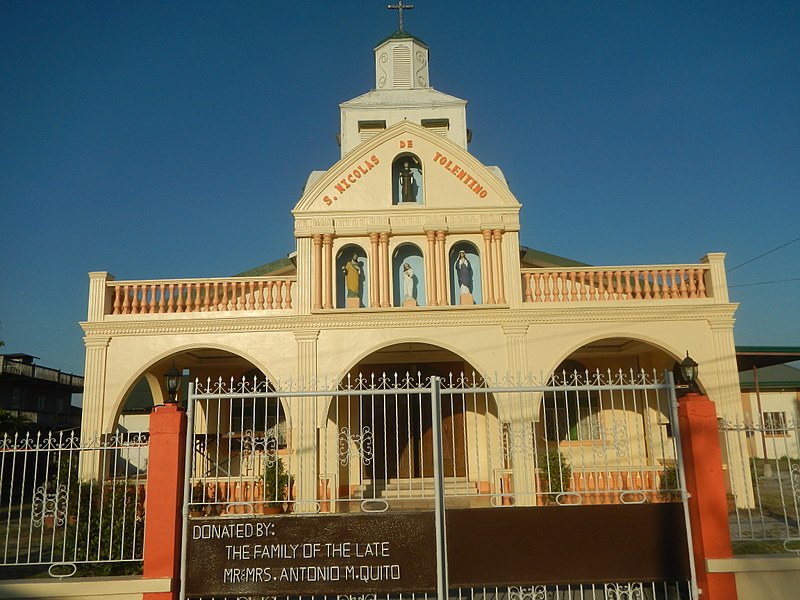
[538, 449, 571, 496]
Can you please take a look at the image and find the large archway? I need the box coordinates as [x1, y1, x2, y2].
[323, 342, 499, 504]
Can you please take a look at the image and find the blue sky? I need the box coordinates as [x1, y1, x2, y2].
[1, 1, 798, 375]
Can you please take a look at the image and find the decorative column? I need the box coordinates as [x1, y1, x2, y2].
[143, 404, 187, 600]
[711, 320, 755, 508]
[369, 233, 380, 308]
[700, 253, 729, 303]
[294, 330, 320, 513]
[322, 234, 334, 309]
[379, 232, 391, 307]
[311, 234, 323, 310]
[435, 230, 448, 305]
[493, 229, 506, 304]
[678, 394, 738, 600]
[481, 230, 496, 304]
[87, 271, 113, 321]
[78, 336, 111, 480]
[502, 324, 535, 505]
[425, 231, 437, 306]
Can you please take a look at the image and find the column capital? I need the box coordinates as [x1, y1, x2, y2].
[84, 336, 111, 349]
[294, 329, 320, 342]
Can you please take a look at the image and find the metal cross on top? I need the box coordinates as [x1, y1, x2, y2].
[387, 1, 414, 32]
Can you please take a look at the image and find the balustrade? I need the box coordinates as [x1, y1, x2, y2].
[521, 266, 708, 303]
[109, 277, 295, 315]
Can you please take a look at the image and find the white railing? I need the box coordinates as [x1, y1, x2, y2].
[721, 418, 800, 554]
[108, 276, 295, 315]
[0, 431, 148, 577]
[187, 370, 681, 515]
[521, 265, 709, 303]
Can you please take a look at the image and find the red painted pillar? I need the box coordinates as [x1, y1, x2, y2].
[143, 404, 187, 600]
[678, 394, 738, 599]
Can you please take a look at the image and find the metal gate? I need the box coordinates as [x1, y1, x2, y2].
[181, 369, 697, 599]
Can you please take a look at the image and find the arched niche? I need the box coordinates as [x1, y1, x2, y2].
[391, 153, 423, 205]
[336, 244, 369, 308]
[449, 242, 482, 305]
[392, 243, 425, 307]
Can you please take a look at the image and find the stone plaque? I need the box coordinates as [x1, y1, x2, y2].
[185, 512, 436, 597]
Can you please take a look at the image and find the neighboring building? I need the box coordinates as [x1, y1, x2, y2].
[737, 347, 800, 460]
[79, 28, 744, 506]
[0, 353, 83, 431]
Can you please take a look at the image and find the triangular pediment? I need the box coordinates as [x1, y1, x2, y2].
[293, 121, 521, 216]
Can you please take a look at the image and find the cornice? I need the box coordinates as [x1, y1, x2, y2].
[80, 302, 738, 338]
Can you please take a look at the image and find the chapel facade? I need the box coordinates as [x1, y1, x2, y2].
[80, 30, 742, 500]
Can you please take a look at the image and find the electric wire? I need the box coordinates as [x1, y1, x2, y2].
[729, 277, 800, 289]
[727, 235, 800, 273]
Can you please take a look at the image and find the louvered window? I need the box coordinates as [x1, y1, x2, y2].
[422, 118, 450, 137]
[358, 120, 386, 143]
[392, 45, 411, 88]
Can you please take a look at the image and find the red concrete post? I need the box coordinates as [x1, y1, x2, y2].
[678, 394, 738, 599]
[143, 404, 187, 600]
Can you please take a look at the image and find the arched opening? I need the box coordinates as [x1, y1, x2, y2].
[391, 153, 423, 205]
[537, 338, 682, 504]
[322, 343, 499, 504]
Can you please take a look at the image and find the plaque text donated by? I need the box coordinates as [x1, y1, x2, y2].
[185, 513, 436, 596]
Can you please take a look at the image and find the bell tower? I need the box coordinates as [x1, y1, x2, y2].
[375, 32, 429, 90]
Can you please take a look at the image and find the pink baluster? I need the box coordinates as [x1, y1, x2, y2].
[284, 280, 293, 308]
[687, 268, 697, 298]
[176, 283, 185, 312]
[158, 283, 166, 313]
[523, 273, 532, 302]
[614, 270, 623, 300]
[131, 285, 141, 314]
[275, 281, 285, 308]
[593, 271, 602, 301]
[243, 281, 252, 310]
[678, 269, 688, 298]
[697, 269, 707, 298]
[568, 271, 576, 301]
[185, 283, 194, 312]
[532, 273, 541, 302]
[113, 286, 122, 315]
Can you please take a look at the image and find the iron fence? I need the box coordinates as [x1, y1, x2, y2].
[190, 580, 694, 598]
[187, 370, 682, 515]
[0, 430, 148, 578]
[720, 418, 800, 554]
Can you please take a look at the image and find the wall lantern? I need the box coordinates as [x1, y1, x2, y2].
[679, 352, 699, 393]
[164, 364, 182, 404]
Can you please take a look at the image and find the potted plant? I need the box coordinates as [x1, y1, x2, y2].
[261, 456, 290, 514]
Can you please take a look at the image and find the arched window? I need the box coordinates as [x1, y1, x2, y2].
[336, 245, 368, 308]
[392, 243, 425, 307]
[391, 153, 423, 205]
[449, 242, 481, 305]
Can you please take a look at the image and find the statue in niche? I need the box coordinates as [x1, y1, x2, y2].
[400, 162, 416, 202]
[456, 251, 474, 305]
[343, 253, 362, 307]
[402, 262, 416, 306]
